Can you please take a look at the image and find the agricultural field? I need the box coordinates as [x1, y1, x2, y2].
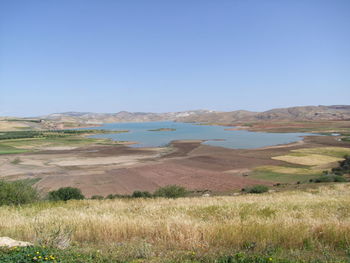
[0, 130, 127, 154]
[251, 147, 350, 183]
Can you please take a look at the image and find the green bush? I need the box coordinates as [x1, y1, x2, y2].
[331, 155, 350, 175]
[91, 195, 104, 200]
[153, 185, 188, 198]
[314, 175, 347, 183]
[48, 187, 85, 201]
[0, 180, 38, 206]
[132, 191, 152, 198]
[244, 185, 269, 194]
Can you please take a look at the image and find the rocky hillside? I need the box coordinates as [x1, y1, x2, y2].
[41, 110, 216, 126]
[40, 105, 350, 127]
[2, 106, 350, 130]
[177, 105, 350, 123]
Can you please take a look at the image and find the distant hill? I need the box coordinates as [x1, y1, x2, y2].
[41, 105, 350, 126]
[41, 110, 216, 126]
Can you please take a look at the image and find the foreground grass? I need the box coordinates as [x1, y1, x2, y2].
[1, 184, 350, 262]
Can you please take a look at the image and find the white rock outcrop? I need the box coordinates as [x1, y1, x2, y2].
[0, 237, 33, 247]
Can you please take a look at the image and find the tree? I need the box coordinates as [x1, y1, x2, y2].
[48, 187, 85, 201]
[153, 185, 188, 198]
[132, 191, 152, 198]
[0, 180, 38, 206]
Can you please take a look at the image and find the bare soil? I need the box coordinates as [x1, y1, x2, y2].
[0, 135, 349, 197]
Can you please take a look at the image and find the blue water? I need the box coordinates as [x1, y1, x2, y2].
[86, 121, 311, 149]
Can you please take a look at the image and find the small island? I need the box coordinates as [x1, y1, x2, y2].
[148, 128, 176, 132]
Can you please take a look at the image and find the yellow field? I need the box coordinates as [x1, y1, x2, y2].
[254, 165, 319, 175]
[271, 147, 350, 166]
[293, 147, 350, 157]
[0, 121, 30, 131]
[272, 154, 342, 166]
[0, 184, 349, 258]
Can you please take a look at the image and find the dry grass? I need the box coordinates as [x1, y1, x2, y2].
[0, 184, 350, 256]
[0, 121, 30, 131]
[272, 154, 342, 166]
[293, 147, 350, 158]
[254, 165, 319, 175]
[272, 147, 350, 166]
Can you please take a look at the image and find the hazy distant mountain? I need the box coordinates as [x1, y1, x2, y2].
[40, 105, 350, 126]
[41, 110, 216, 125]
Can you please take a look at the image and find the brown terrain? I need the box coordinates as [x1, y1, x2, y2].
[1, 133, 349, 197]
[1, 105, 350, 197]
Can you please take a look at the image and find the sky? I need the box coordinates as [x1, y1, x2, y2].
[0, 0, 349, 117]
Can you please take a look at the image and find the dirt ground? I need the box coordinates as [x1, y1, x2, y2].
[0, 135, 349, 197]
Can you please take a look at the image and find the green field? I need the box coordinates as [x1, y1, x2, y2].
[251, 147, 350, 183]
[0, 130, 125, 154]
[0, 144, 30, 154]
[251, 167, 320, 183]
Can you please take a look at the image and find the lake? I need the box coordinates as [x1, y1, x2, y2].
[85, 121, 312, 149]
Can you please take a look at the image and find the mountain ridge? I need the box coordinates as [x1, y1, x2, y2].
[37, 105, 350, 126]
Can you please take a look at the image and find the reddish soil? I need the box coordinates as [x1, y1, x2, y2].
[3, 135, 349, 197]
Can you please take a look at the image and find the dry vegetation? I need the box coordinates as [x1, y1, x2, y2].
[1, 184, 350, 261]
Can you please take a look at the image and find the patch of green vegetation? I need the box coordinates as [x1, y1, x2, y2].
[0, 246, 348, 263]
[131, 191, 152, 198]
[331, 155, 350, 175]
[99, 186, 188, 200]
[0, 144, 29, 155]
[153, 185, 188, 198]
[311, 175, 347, 183]
[0, 129, 127, 140]
[0, 246, 123, 263]
[0, 129, 126, 154]
[5, 118, 41, 123]
[48, 187, 85, 201]
[250, 169, 320, 183]
[242, 185, 269, 194]
[293, 147, 350, 158]
[10, 157, 21, 164]
[0, 180, 39, 206]
[11, 178, 42, 186]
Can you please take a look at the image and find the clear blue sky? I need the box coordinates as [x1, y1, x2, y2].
[1, 0, 349, 116]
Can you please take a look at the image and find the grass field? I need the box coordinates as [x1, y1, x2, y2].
[1, 184, 350, 262]
[0, 144, 30, 155]
[251, 166, 320, 183]
[251, 147, 350, 183]
[271, 147, 350, 166]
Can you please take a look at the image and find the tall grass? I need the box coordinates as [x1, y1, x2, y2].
[0, 184, 350, 257]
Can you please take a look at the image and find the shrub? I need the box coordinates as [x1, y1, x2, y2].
[48, 187, 85, 201]
[106, 193, 130, 199]
[331, 155, 350, 175]
[132, 191, 152, 198]
[245, 185, 269, 194]
[314, 175, 347, 183]
[91, 195, 104, 200]
[106, 194, 115, 199]
[153, 185, 188, 198]
[0, 180, 38, 206]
